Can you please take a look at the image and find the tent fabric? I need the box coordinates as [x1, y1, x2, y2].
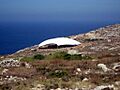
[39, 37, 80, 47]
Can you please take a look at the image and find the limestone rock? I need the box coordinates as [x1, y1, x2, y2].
[97, 63, 111, 72]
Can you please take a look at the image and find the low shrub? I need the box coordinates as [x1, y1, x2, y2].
[33, 54, 45, 60]
[49, 70, 68, 78]
[20, 57, 34, 62]
[63, 54, 71, 60]
[52, 51, 68, 59]
[70, 54, 82, 60]
[81, 55, 93, 60]
[46, 51, 69, 60]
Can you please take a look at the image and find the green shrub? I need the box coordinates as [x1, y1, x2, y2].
[70, 54, 82, 60]
[33, 54, 45, 60]
[49, 70, 68, 78]
[52, 51, 68, 59]
[20, 54, 45, 62]
[46, 51, 69, 60]
[82, 55, 93, 60]
[20, 57, 34, 62]
[63, 54, 71, 60]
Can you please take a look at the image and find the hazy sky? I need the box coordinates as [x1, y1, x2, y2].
[0, 0, 120, 22]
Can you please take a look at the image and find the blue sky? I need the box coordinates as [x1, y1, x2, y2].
[0, 0, 120, 22]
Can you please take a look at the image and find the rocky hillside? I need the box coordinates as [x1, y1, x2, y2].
[0, 24, 120, 90]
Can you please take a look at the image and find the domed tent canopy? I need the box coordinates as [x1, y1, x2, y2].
[39, 37, 80, 48]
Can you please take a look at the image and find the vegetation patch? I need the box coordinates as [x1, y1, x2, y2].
[33, 54, 45, 60]
[20, 54, 45, 62]
[20, 51, 93, 62]
[49, 70, 68, 78]
[46, 51, 93, 60]
[46, 51, 70, 60]
[20, 57, 34, 62]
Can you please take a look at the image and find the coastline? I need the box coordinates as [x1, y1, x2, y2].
[1, 23, 120, 58]
[0, 24, 120, 89]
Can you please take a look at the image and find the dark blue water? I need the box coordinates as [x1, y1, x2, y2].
[0, 21, 120, 55]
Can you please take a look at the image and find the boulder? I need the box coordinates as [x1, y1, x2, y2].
[97, 63, 111, 72]
[113, 64, 120, 72]
[94, 85, 114, 90]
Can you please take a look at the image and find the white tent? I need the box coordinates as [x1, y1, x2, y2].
[39, 37, 80, 47]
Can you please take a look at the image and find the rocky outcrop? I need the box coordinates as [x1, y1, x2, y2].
[97, 63, 111, 72]
[0, 59, 20, 68]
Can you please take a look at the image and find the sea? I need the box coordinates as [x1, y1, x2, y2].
[0, 21, 120, 55]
